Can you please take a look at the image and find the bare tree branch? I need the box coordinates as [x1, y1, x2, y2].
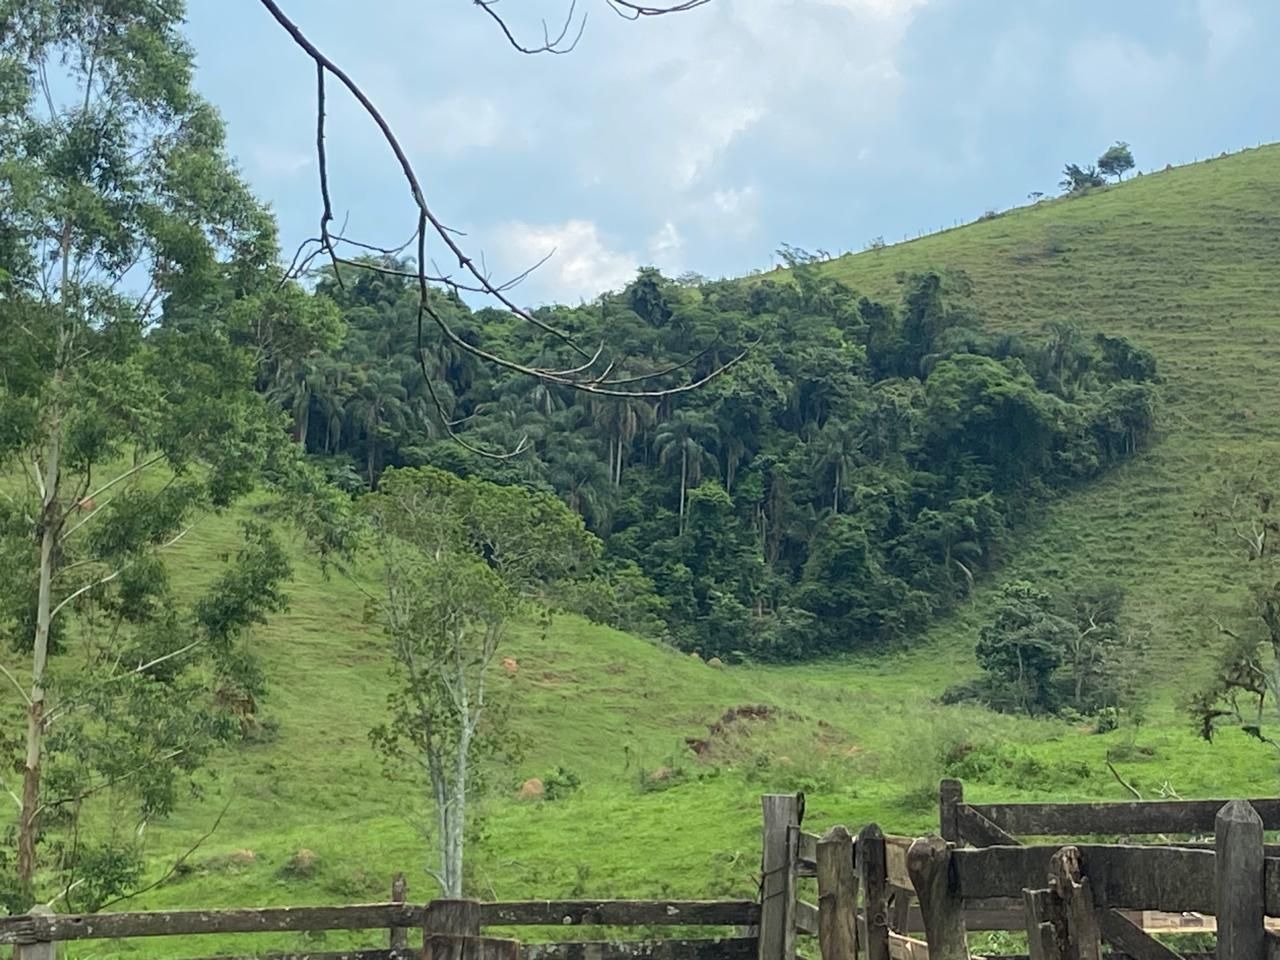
[258, 0, 740, 458]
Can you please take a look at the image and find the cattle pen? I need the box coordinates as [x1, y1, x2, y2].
[4, 780, 1280, 960]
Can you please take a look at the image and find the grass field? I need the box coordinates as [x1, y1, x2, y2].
[9, 144, 1280, 959]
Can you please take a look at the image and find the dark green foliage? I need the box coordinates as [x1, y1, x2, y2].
[1060, 163, 1107, 194]
[1098, 142, 1136, 182]
[278, 258, 1156, 661]
[952, 579, 1147, 716]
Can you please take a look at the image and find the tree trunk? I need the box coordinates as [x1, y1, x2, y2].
[19, 404, 62, 906]
[679, 447, 687, 531]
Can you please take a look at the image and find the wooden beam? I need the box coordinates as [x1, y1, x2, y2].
[1096, 912, 1183, 960]
[889, 932, 930, 960]
[858, 824, 890, 960]
[906, 837, 968, 960]
[758, 794, 803, 960]
[423, 936, 518, 960]
[1048, 848, 1101, 960]
[1217, 800, 1265, 960]
[480, 902, 761, 927]
[0, 905, 424, 945]
[952, 845, 1216, 913]
[939, 780, 963, 845]
[817, 826, 857, 960]
[966, 798, 1280, 838]
[956, 806, 1019, 847]
[522, 939, 758, 960]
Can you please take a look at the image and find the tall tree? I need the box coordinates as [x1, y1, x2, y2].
[363, 467, 597, 896]
[0, 0, 300, 907]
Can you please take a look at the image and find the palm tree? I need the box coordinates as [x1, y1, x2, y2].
[815, 418, 863, 514]
[346, 367, 409, 487]
[655, 410, 719, 530]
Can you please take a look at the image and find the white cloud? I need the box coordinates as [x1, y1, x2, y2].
[493, 219, 638, 302]
[419, 95, 507, 156]
[1197, 0, 1253, 68]
[572, 0, 927, 195]
[250, 145, 311, 179]
[648, 221, 684, 265]
[1068, 34, 1178, 112]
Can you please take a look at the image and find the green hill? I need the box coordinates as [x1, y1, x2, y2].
[15, 145, 1280, 958]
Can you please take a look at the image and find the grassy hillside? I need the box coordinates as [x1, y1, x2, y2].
[12, 145, 1280, 958]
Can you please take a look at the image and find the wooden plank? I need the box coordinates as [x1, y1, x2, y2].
[940, 780, 963, 844]
[794, 901, 818, 937]
[797, 831, 820, 871]
[956, 806, 1019, 847]
[426, 901, 483, 940]
[424, 935, 519, 960]
[1217, 800, 1265, 960]
[178, 953, 400, 960]
[889, 932, 930, 960]
[885, 837, 914, 891]
[1097, 912, 1184, 960]
[817, 826, 857, 960]
[758, 794, 803, 960]
[480, 902, 761, 927]
[13, 907, 54, 960]
[967, 798, 1280, 837]
[858, 824, 890, 960]
[1023, 889, 1057, 960]
[521, 939, 758, 960]
[389, 873, 408, 957]
[1048, 848, 1101, 960]
[907, 838, 968, 960]
[0, 904, 424, 944]
[952, 845, 1216, 912]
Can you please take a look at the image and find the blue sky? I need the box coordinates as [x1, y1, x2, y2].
[186, 0, 1280, 306]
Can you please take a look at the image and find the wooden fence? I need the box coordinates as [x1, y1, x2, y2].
[0, 876, 759, 960]
[8, 787, 1280, 960]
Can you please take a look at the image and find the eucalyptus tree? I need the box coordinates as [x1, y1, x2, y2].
[0, 0, 317, 909]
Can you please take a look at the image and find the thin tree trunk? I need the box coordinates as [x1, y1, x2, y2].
[19, 237, 71, 905]
[19, 429, 60, 905]
[679, 447, 687, 531]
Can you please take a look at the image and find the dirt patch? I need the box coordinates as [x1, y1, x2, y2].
[686, 704, 776, 758]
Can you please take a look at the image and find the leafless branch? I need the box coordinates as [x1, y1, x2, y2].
[0, 660, 32, 707]
[258, 0, 740, 458]
[1105, 759, 1142, 800]
[96, 797, 233, 910]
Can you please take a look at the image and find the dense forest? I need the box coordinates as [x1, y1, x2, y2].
[264, 253, 1159, 661]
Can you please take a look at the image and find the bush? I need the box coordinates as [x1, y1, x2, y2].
[543, 766, 582, 801]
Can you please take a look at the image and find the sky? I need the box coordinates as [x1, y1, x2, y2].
[185, 0, 1280, 307]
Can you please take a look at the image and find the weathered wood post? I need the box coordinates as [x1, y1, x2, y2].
[424, 899, 519, 960]
[1022, 847, 1101, 960]
[14, 906, 55, 960]
[758, 793, 804, 960]
[907, 836, 968, 960]
[390, 873, 408, 957]
[1215, 800, 1265, 960]
[856, 824, 889, 960]
[939, 780, 963, 845]
[817, 825, 858, 960]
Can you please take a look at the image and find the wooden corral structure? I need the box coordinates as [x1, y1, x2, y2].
[6, 781, 1280, 960]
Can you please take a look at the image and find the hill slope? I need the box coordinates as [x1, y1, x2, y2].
[16, 145, 1280, 958]
[820, 145, 1280, 682]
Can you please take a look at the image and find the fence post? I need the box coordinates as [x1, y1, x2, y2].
[15, 906, 55, 960]
[856, 824, 889, 960]
[939, 780, 963, 845]
[758, 793, 803, 960]
[817, 825, 857, 960]
[1216, 800, 1264, 960]
[389, 872, 407, 957]
[423, 899, 493, 960]
[907, 836, 968, 960]
[1022, 847, 1101, 960]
